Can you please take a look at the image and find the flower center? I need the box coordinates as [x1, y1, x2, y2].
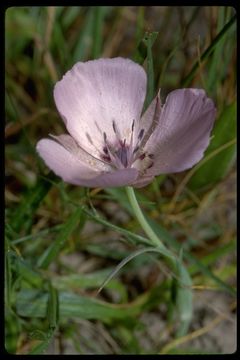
[98, 120, 154, 172]
[85, 119, 154, 172]
[101, 132, 130, 169]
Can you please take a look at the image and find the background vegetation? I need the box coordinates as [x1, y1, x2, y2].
[5, 6, 236, 354]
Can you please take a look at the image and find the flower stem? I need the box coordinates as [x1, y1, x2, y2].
[126, 186, 167, 250]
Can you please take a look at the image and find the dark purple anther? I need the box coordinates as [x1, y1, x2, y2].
[115, 145, 128, 168]
[102, 155, 111, 162]
[86, 132, 93, 144]
[112, 120, 117, 134]
[147, 162, 154, 169]
[132, 119, 135, 131]
[103, 146, 108, 154]
[139, 153, 146, 160]
[138, 128, 145, 140]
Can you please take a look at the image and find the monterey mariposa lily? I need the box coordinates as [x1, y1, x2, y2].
[37, 57, 216, 188]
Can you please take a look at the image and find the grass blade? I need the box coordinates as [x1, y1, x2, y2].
[175, 257, 193, 337]
[182, 13, 236, 86]
[92, 7, 107, 59]
[28, 283, 58, 354]
[37, 207, 83, 269]
[52, 269, 128, 302]
[134, 31, 158, 65]
[98, 246, 175, 294]
[72, 8, 94, 62]
[142, 32, 158, 111]
[134, 6, 145, 49]
[134, 31, 159, 111]
[16, 290, 131, 320]
[47, 282, 58, 330]
[16, 286, 165, 322]
[9, 173, 58, 235]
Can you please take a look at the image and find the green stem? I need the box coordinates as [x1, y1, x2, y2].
[126, 186, 167, 250]
[126, 187, 194, 334]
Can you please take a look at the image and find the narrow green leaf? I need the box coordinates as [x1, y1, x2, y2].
[92, 7, 107, 59]
[134, 31, 158, 66]
[134, 30, 158, 112]
[28, 338, 52, 355]
[10, 172, 57, 234]
[207, 7, 226, 93]
[72, 8, 94, 62]
[189, 102, 236, 190]
[175, 258, 193, 337]
[16, 289, 142, 321]
[29, 330, 47, 341]
[5, 309, 21, 354]
[28, 284, 58, 354]
[37, 207, 83, 269]
[47, 283, 58, 330]
[98, 246, 175, 294]
[11, 224, 63, 245]
[61, 7, 82, 29]
[85, 243, 130, 260]
[10, 252, 43, 288]
[29, 328, 55, 355]
[143, 32, 158, 110]
[134, 6, 145, 49]
[52, 268, 128, 302]
[182, 14, 236, 86]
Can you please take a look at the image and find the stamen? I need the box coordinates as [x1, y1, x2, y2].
[86, 132, 93, 144]
[131, 119, 135, 132]
[94, 121, 102, 135]
[102, 127, 131, 169]
[112, 120, 117, 134]
[102, 131, 122, 168]
[120, 138, 126, 147]
[139, 153, 146, 160]
[115, 146, 128, 168]
[138, 128, 145, 140]
[103, 146, 109, 154]
[147, 162, 154, 169]
[102, 155, 111, 162]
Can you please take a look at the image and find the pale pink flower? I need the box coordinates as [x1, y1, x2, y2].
[36, 58, 216, 188]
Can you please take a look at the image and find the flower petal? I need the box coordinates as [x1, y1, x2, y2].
[36, 138, 138, 187]
[49, 133, 110, 167]
[144, 89, 216, 175]
[37, 138, 108, 183]
[54, 58, 147, 156]
[86, 168, 139, 188]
